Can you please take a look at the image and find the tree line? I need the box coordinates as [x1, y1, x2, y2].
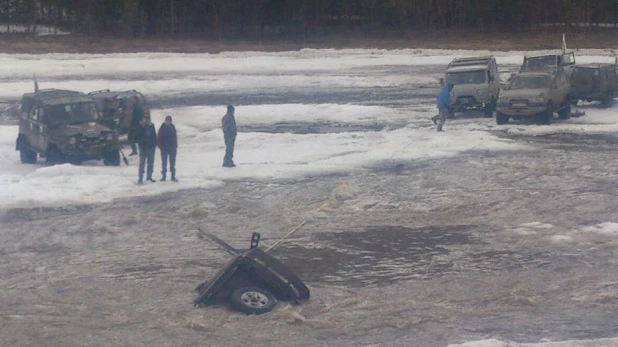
[1, 0, 618, 39]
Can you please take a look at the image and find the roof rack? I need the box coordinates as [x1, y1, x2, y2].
[447, 56, 493, 68]
[87, 89, 111, 95]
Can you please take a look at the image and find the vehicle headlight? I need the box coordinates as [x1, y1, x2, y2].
[69, 137, 76, 145]
[106, 133, 113, 141]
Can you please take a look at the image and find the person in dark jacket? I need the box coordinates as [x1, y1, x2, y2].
[157, 115, 178, 182]
[136, 115, 157, 184]
[128, 96, 143, 156]
[431, 82, 454, 132]
[221, 105, 237, 167]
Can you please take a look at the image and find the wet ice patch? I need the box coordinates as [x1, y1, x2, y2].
[513, 222, 555, 235]
[154, 104, 415, 130]
[580, 222, 618, 236]
[447, 337, 618, 346]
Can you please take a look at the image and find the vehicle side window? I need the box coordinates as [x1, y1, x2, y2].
[29, 107, 37, 121]
[38, 108, 46, 123]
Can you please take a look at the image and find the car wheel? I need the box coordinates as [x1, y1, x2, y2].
[538, 103, 553, 125]
[19, 145, 37, 164]
[230, 287, 277, 315]
[103, 150, 121, 166]
[602, 91, 614, 108]
[496, 112, 509, 125]
[484, 98, 495, 118]
[558, 101, 571, 120]
[46, 146, 66, 166]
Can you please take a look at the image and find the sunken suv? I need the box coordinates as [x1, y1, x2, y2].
[569, 62, 618, 108]
[445, 56, 501, 117]
[15, 89, 121, 165]
[496, 69, 572, 125]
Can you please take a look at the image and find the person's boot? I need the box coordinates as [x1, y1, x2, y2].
[431, 115, 438, 126]
[160, 174, 166, 182]
[223, 160, 233, 168]
[171, 173, 178, 182]
[147, 177, 156, 183]
[437, 124, 444, 132]
[138, 177, 143, 185]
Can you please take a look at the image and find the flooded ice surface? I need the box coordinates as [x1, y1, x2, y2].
[2, 50, 618, 346]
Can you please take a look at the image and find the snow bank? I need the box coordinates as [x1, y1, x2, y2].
[0, 48, 615, 80]
[448, 337, 618, 347]
[0, 104, 524, 208]
[581, 222, 618, 236]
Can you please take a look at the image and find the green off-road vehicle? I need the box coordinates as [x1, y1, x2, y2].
[445, 56, 501, 117]
[569, 61, 618, 108]
[496, 69, 572, 125]
[88, 89, 150, 136]
[15, 89, 121, 166]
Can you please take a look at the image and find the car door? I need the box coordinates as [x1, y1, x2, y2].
[26, 105, 43, 151]
[490, 60, 500, 97]
[557, 72, 569, 105]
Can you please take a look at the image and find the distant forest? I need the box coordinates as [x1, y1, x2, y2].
[1, 0, 618, 39]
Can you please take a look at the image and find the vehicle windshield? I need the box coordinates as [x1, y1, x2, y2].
[510, 75, 552, 90]
[525, 56, 558, 69]
[446, 70, 487, 85]
[45, 102, 99, 127]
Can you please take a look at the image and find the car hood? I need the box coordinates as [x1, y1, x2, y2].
[452, 84, 489, 94]
[499, 89, 547, 100]
[51, 122, 112, 137]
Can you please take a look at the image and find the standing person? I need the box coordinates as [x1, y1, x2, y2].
[136, 115, 157, 185]
[431, 82, 454, 132]
[157, 115, 178, 182]
[128, 96, 143, 156]
[221, 105, 237, 168]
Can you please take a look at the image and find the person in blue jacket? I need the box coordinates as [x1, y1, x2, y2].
[432, 82, 454, 132]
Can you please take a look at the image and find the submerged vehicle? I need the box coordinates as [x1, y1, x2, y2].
[444, 56, 501, 117]
[88, 89, 150, 136]
[194, 230, 310, 315]
[15, 88, 120, 165]
[496, 69, 572, 125]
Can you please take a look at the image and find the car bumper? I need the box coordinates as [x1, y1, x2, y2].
[496, 105, 547, 117]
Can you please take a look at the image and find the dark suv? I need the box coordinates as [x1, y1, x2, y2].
[15, 89, 121, 165]
[88, 89, 151, 136]
[570, 63, 618, 108]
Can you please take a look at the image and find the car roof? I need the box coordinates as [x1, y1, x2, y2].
[88, 90, 142, 98]
[516, 72, 553, 78]
[23, 89, 85, 100]
[574, 63, 615, 69]
[446, 64, 489, 73]
[41, 95, 96, 106]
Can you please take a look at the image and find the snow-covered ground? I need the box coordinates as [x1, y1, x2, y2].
[0, 104, 525, 208]
[2, 49, 618, 346]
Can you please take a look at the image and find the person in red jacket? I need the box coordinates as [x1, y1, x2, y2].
[157, 115, 178, 182]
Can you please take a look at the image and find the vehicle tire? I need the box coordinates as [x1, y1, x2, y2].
[103, 150, 121, 166]
[484, 98, 495, 118]
[46, 146, 66, 166]
[496, 112, 509, 125]
[539, 104, 554, 125]
[230, 287, 277, 315]
[602, 91, 614, 108]
[558, 100, 572, 120]
[19, 147, 37, 164]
